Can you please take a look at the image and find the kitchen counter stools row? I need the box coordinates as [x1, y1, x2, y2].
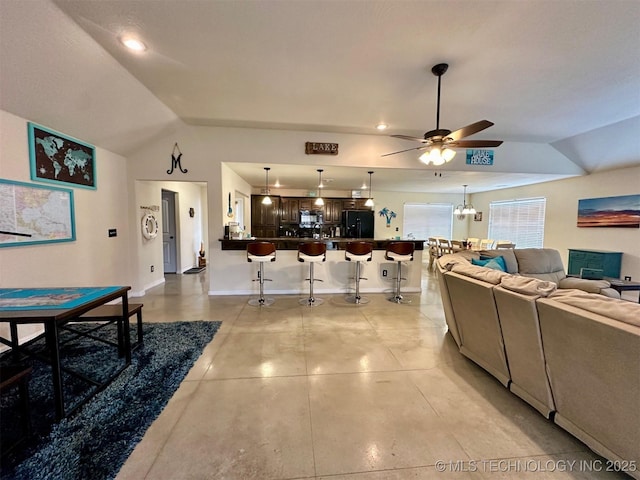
[245, 241, 415, 306]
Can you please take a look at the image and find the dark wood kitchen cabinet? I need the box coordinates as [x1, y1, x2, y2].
[342, 198, 372, 210]
[280, 198, 299, 224]
[251, 195, 280, 237]
[324, 199, 343, 224]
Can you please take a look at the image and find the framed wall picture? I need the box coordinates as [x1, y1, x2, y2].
[577, 194, 640, 228]
[28, 122, 96, 189]
[0, 178, 76, 247]
[474, 211, 483, 222]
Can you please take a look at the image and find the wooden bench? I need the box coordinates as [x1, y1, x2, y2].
[0, 365, 33, 454]
[79, 303, 144, 351]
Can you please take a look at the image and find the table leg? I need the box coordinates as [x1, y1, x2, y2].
[10, 321, 19, 362]
[45, 322, 65, 420]
[122, 295, 131, 364]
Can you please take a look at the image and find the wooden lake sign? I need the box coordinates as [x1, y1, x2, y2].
[305, 142, 338, 155]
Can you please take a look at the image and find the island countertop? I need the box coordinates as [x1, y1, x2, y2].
[219, 238, 425, 251]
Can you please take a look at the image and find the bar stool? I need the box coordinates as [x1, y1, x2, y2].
[345, 241, 373, 304]
[385, 241, 415, 304]
[298, 241, 327, 306]
[247, 241, 277, 306]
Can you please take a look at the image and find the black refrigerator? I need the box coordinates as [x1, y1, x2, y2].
[342, 210, 375, 238]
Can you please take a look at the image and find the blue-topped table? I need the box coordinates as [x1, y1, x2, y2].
[0, 286, 131, 420]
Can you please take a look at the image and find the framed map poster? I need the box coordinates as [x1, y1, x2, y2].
[28, 122, 96, 189]
[0, 178, 76, 247]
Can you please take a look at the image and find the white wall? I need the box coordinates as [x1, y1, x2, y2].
[467, 165, 640, 280]
[0, 110, 132, 288]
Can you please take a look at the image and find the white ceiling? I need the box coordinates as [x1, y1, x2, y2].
[1, 0, 639, 193]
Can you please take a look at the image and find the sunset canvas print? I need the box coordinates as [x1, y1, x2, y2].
[577, 194, 640, 228]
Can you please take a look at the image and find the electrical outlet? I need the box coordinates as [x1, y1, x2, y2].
[150, 265, 154, 272]
[382, 269, 388, 277]
[625, 276, 632, 281]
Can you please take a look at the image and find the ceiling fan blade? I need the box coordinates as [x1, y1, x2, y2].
[381, 145, 429, 157]
[447, 120, 494, 142]
[447, 140, 504, 148]
[390, 134, 428, 143]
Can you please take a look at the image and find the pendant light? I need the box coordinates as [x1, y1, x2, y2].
[261, 167, 272, 205]
[453, 184, 476, 217]
[314, 169, 324, 206]
[364, 171, 374, 207]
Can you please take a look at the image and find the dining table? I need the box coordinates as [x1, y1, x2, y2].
[0, 286, 131, 420]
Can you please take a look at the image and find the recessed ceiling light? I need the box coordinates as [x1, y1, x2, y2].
[376, 123, 388, 131]
[120, 36, 147, 52]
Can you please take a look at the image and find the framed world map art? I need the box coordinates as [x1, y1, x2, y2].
[28, 122, 96, 189]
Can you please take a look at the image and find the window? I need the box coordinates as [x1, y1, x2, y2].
[488, 197, 546, 248]
[403, 203, 453, 240]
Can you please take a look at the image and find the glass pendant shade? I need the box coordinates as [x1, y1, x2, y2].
[419, 146, 456, 166]
[315, 169, 324, 206]
[454, 184, 475, 217]
[364, 171, 374, 207]
[262, 167, 272, 205]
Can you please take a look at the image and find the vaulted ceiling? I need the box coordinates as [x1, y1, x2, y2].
[1, 0, 638, 193]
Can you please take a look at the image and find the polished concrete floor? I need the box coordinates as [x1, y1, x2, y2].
[117, 265, 627, 480]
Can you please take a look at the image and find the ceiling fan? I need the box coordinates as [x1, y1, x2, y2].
[383, 63, 503, 165]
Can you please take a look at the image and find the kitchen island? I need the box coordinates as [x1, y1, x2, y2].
[213, 238, 425, 297]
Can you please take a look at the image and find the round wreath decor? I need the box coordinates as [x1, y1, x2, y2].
[141, 213, 159, 240]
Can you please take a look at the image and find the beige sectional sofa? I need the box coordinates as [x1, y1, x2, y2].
[436, 248, 640, 478]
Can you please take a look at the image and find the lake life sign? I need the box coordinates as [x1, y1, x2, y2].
[466, 149, 494, 166]
[305, 142, 338, 155]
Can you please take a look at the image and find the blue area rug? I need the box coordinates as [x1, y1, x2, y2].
[1, 321, 221, 480]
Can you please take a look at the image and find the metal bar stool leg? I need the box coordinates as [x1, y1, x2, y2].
[249, 262, 274, 306]
[346, 260, 370, 304]
[389, 261, 410, 304]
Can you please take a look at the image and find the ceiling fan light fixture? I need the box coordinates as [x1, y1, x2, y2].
[442, 148, 456, 162]
[419, 147, 452, 166]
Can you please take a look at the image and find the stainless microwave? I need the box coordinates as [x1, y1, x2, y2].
[299, 210, 323, 227]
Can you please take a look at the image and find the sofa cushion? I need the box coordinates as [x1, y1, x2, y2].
[500, 275, 557, 297]
[473, 256, 507, 272]
[548, 289, 640, 327]
[438, 251, 478, 271]
[514, 248, 564, 275]
[559, 276, 611, 293]
[450, 263, 509, 285]
[479, 249, 519, 274]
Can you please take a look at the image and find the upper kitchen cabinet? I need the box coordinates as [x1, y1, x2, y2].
[324, 199, 343, 224]
[280, 197, 300, 224]
[251, 195, 281, 237]
[342, 198, 373, 210]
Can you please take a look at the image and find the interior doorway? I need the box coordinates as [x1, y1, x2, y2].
[162, 189, 178, 273]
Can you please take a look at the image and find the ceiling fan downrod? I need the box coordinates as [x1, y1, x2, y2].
[432, 63, 448, 131]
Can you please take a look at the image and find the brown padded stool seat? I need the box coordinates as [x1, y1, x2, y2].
[345, 241, 373, 304]
[247, 241, 277, 306]
[298, 241, 327, 306]
[385, 241, 415, 303]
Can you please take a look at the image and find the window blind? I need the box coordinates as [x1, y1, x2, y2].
[403, 203, 453, 241]
[488, 197, 546, 248]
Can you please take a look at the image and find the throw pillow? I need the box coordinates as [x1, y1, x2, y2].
[472, 256, 507, 272]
